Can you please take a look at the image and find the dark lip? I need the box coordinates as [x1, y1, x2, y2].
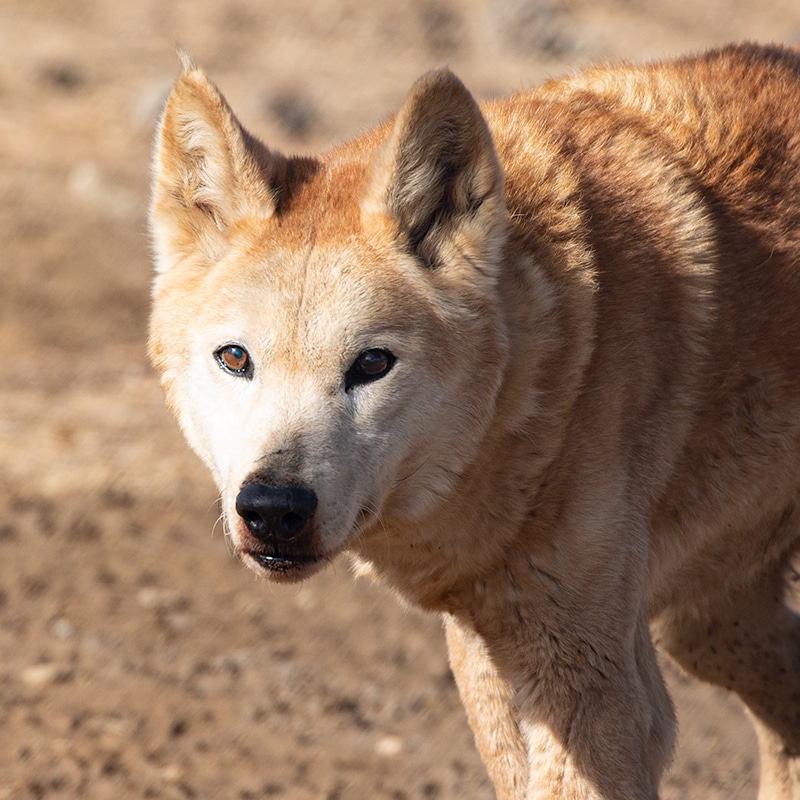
[242, 548, 324, 582]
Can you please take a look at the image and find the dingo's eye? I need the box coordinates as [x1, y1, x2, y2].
[345, 348, 395, 391]
[215, 344, 252, 378]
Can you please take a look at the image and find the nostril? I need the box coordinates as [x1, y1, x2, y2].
[240, 509, 267, 537]
[280, 511, 306, 537]
[235, 483, 317, 543]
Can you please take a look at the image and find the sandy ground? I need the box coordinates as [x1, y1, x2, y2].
[2, 1, 800, 798]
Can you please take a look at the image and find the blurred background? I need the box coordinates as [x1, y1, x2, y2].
[2, 1, 800, 798]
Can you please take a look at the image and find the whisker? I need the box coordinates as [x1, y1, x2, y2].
[392, 456, 431, 488]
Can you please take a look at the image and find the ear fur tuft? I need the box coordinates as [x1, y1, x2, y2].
[176, 46, 197, 73]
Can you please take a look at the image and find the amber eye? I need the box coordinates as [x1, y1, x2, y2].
[345, 348, 395, 391]
[215, 344, 252, 377]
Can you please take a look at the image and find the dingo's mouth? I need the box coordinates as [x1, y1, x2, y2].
[242, 548, 326, 582]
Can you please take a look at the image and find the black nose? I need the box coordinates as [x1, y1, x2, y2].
[235, 483, 317, 543]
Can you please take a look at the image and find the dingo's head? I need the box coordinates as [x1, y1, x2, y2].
[149, 61, 509, 582]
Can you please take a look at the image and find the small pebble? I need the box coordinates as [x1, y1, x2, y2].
[51, 618, 75, 640]
[20, 663, 70, 688]
[375, 735, 404, 757]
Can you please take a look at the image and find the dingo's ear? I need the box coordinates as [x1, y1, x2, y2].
[365, 69, 505, 271]
[150, 61, 279, 272]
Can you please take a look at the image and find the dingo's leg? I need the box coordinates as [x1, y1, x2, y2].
[445, 615, 528, 799]
[655, 565, 800, 800]
[511, 613, 673, 800]
[454, 568, 675, 800]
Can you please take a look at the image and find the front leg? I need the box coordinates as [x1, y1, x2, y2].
[456, 540, 676, 799]
[513, 613, 674, 799]
[445, 614, 529, 799]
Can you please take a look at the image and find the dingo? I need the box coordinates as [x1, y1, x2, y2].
[149, 44, 800, 799]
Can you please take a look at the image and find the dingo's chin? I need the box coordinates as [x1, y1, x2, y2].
[239, 546, 329, 583]
[232, 515, 333, 583]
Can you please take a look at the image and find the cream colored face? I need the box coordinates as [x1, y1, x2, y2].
[151, 231, 506, 581]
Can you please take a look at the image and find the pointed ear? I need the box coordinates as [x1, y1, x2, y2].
[364, 69, 505, 271]
[150, 61, 279, 272]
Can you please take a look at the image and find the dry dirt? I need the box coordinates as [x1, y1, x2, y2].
[2, 1, 800, 798]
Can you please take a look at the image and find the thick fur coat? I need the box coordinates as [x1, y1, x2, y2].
[149, 44, 800, 798]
